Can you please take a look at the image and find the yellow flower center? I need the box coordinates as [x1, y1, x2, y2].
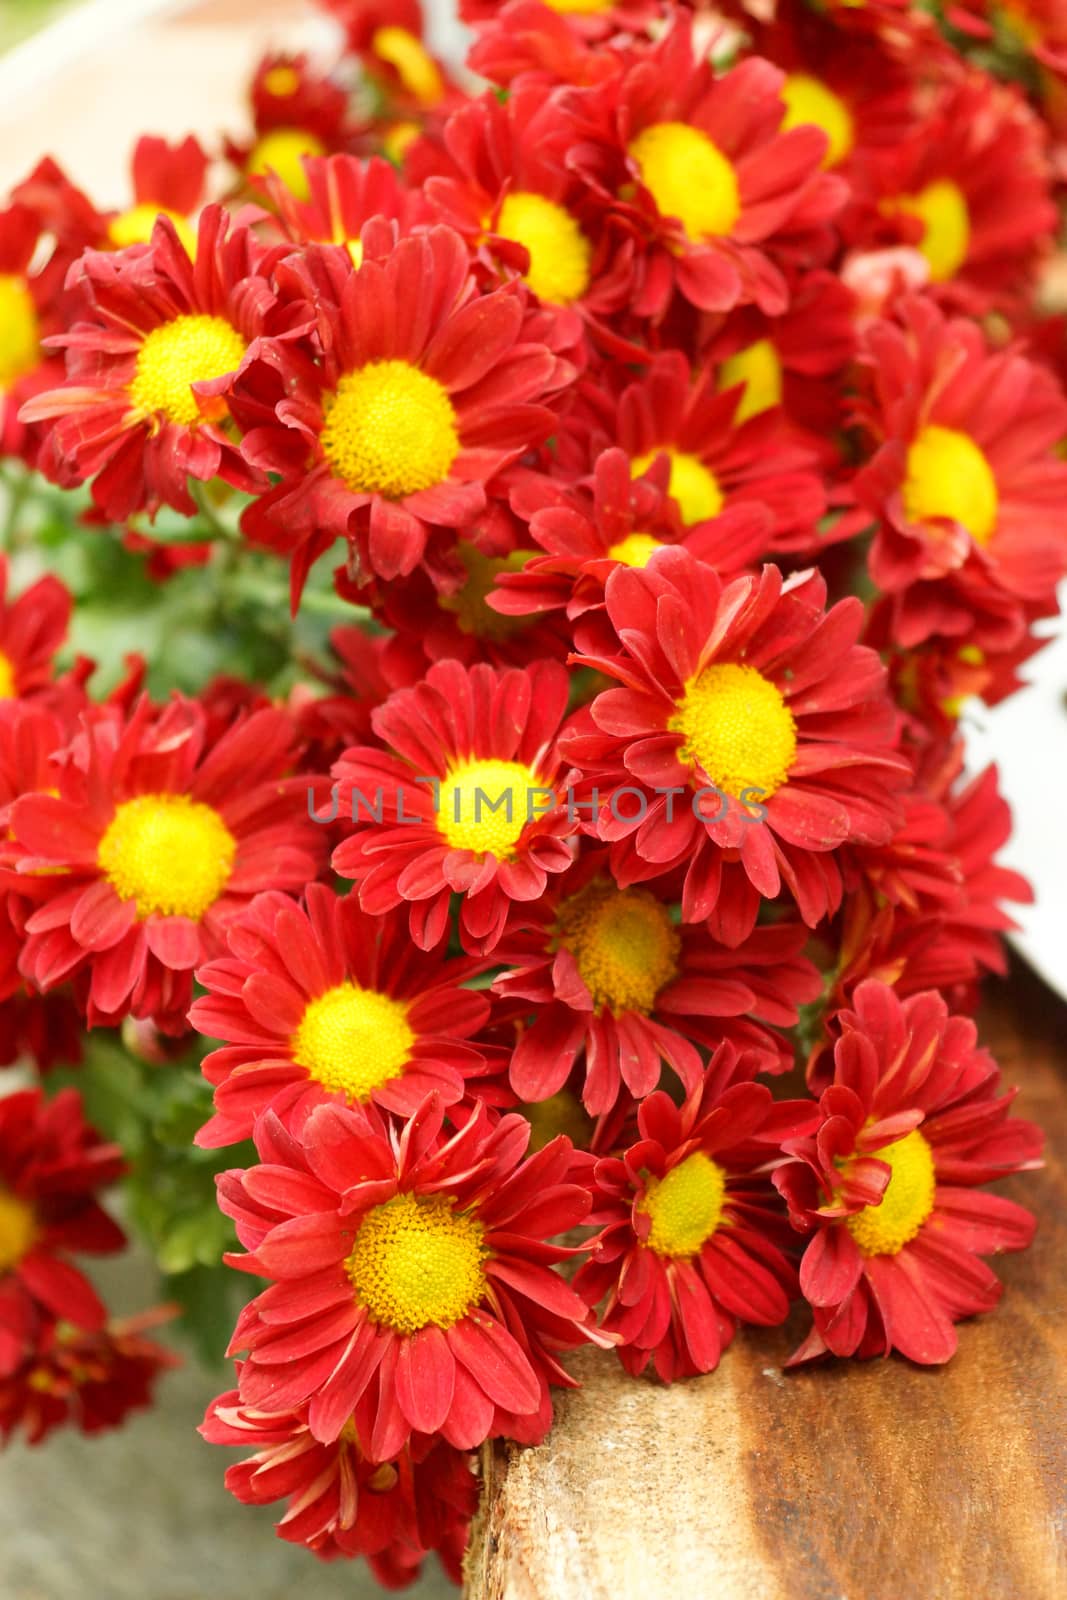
[554, 880, 680, 1015]
[639, 1151, 726, 1257]
[320, 359, 459, 499]
[436, 757, 543, 859]
[845, 1129, 936, 1257]
[887, 179, 970, 282]
[671, 661, 797, 800]
[97, 794, 236, 920]
[128, 314, 247, 428]
[718, 337, 783, 424]
[382, 121, 421, 164]
[0, 274, 40, 390]
[627, 122, 740, 240]
[607, 532, 664, 568]
[631, 448, 723, 525]
[347, 1192, 487, 1335]
[0, 1187, 37, 1274]
[291, 982, 415, 1101]
[524, 1089, 592, 1152]
[780, 74, 855, 167]
[438, 542, 535, 639]
[0, 650, 16, 699]
[903, 425, 999, 545]
[108, 204, 196, 256]
[262, 64, 301, 97]
[248, 127, 326, 200]
[494, 191, 592, 306]
[371, 26, 444, 105]
[544, 0, 612, 10]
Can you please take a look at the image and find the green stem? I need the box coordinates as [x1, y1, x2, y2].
[0, 464, 32, 550]
[189, 479, 239, 544]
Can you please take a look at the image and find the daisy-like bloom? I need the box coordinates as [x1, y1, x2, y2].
[848, 72, 1056, 312]
[261, 152, 428, 260]
[10, 696, 325, 1033]
[233, 226, 575, 601]
[332, 658, 576, 952]
[0, 1087, 124, 1376]
[493, 846, 821, 1114]
[562, 20, 846, 318]
[776, 980, 1042, 1365]
[564, 548, 910, 942]
[465, 0, 624, 92]
[853, 295, 1067, 653]
[202, 1380, 477, 1571]
[574, 1046, 818, 1381]
[419, 83, 602, 312]
[225, 52, 354, 201]
[190, 883, 493, 1147]
[22, 206, 296, 524]
[562, 351, 827, 553]
[18, 137, 210, 257]
[0, 1308, 178, 1445]
[490, 446, 770, 651]
[0, 557, 70, 703]
[219, 1094, 609, 1454]
[323, 0, 457, 122]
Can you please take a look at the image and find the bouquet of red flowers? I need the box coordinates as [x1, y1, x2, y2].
[0, 0, 1059, 1585]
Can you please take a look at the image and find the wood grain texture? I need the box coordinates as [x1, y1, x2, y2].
[467, 962, 1067, 1600]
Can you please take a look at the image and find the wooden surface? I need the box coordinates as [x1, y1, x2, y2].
[467, 962, 1067, 1600]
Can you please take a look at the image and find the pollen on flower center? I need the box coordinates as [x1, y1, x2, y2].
[347, 1191, 487, 1335]
[718, 338, 783, 424]
[640, 1151, 726, 1257]
[846, 1129, 936, 1257]
[780, 74, 855, 167]
[494, 191, 592, 305]
[437, 757, 544, 859]
[903, 424, 999, 545]
[371, 26, 444, 105]
[0, 650, 16, 699]
[0, 274, 40, 390]
[97, 793, 237, 920]
[631, 448, 723, 525]
[671, 661, 797, 800]
[292, 982, 415, 1101]
[108, 204, 197, 255]
[320, 359, 460, 500]
[248, 127, 326, 199]
[554, 879, 680, 1015]
[0, 1187, 37, 1273]
[887, 179, 970, 282]
[544, 0, 612, 10]
[607, 531, 664, 568]
[627, 122, 740, 240]
[129, 314, 247, 428]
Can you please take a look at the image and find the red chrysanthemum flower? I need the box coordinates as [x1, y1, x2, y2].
[564, 548, 910, 943]
[489, 446, 768, 651]
[10, 696, 325, 1032]
[225, 51, 356, 200]
[847, 71, 1056, 312]
[854, 296, 1067, 653]
[202, 1379, 477, 1573]
[0, 557, 70, 704]
[331, 658, 576, 952]
[190, 883, 493, 1147]
[0, 1308, 178, 1445]
[322, 0, 457, 118]
[776, 980, 1042, 1365]
[17, 137, 210, 257]
[574, 1046, 818, 1380]
[492, 846, 821, 1114]
[233, 226, 575, 602]
[560, 350, 828, 553]
[0, 1087, 125, 1376]
[22, 205, 299, 523]
[465, 0, 624, 92]
[219, 1094, 609, 1454]
[562, 21, 845, 318]
[418, 83, 605, 315]
[261, 151, 429, 256]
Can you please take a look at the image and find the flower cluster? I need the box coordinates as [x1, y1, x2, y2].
[0, 0, 1058, 1587]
